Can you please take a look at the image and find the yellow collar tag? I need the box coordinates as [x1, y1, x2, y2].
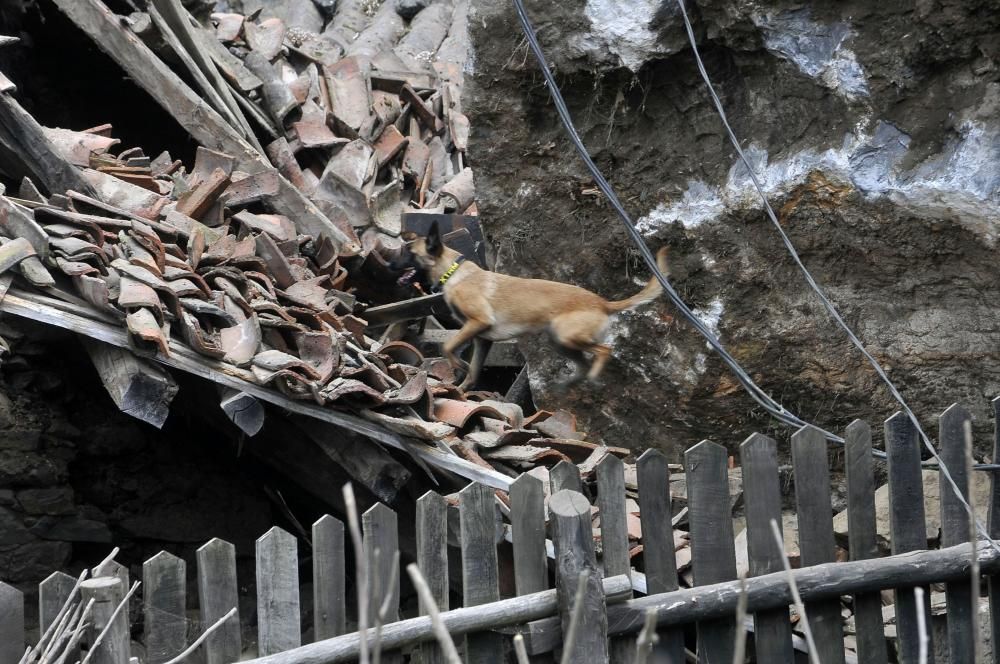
[439, 262, 462, 286]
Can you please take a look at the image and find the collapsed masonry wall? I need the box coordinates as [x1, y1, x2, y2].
[466, 0, 1000, 458]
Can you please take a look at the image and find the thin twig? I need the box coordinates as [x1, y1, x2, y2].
[731, 572, 749, 664]
[80, 580, 141, 664]
[40, 601, 83, 664]
[512, 634, 531, 664]
[965, 420, 982, 662]
[372, 550, 400, 664]
[559, 569, 590, 664]
[634, 608, 659, 664]
[93, 547, 121, 578]
[343, 483, 370, 664]
[406, 564, 463, 664]
[915, 586, 928, 664]
[32, 569, 88, 658]
[161, 607, 238, 664]
[770, 519, 821, 664]
[51, 599, 94, 664]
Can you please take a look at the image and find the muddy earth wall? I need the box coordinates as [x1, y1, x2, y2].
[466, 0, 1000, 457]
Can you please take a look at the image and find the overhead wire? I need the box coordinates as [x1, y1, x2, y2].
[508, 0, 999, 549]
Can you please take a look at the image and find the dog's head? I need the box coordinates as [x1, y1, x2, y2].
[390, 221, 445, 288]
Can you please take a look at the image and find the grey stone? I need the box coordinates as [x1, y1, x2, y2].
[0, 540, 71, 584]
[395, 0, 429, 20]
[0, 506, 35, 547]
[30, 516, 112, 543]
[0, 450, 67, 487]
[0, 428, 41, 451]
[15, 488, 75, 516]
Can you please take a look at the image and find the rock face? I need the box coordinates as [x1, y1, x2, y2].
[466, 0, 1000, 458]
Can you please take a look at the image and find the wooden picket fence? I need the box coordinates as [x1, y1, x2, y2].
[3, 401, 1000, 664]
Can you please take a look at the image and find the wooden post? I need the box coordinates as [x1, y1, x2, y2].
[459, 482, 503, 664]
[791, 426, 846, 664]
[92, 560, 129, 630]
[0, 581, 24, 664]
[990, 397, 1000, 664]
[313, 515, 347, 641]
[363, 503, 400, 664]
[82, 339, 179, 429]
[939, 403, 975, 663]
[416, 491, 448, 664]
[596, 455, 634, 664]
[510, 473, 550, 660]
[550, 460, 582, 494]
[81, 577, 129, 664]
[844, 420, 889, 664]
[684, 440, 737, 664]
[39, 571, 76, 633]
[196, 538, 242, 664]
[549, 489, 609, 664]
[143, 551, 187, 663]
[636, 449, 685, 663]
[885, 412, 935, 663]
[256, 527, 301, 655]
[740, 433, 794, 663]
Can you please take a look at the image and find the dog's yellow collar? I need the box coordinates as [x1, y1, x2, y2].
[438, 261, 462, 286]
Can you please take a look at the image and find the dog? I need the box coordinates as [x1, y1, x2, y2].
[393, 221, 669, 390]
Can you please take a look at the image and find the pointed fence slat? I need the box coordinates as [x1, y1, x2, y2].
[511, 473, 548, 597]
[550, 489, 609, 664]
[416, 491, 448, 664]
[257, 527, 301, 655]
[685, 440, 737, 664]
[143, 551, 188, 664]
[636, 449, 685, 662]
[550, 460, 582, 494]
[740, 433, 794, 664]
[791, 426, 845, 664]
[0, 581, 24, 664]
[596, 455, 634, 664]
[990, 397, 1000, 664]
[460, 482, 503, 664]
[844, 420, 889, 664]
[197, 538, 242, 664]
[886, 412, 935, 664]
[313, 515, 346, 641]
[363, 503, 400, 664]
[39, 571, 76, 633]
[81, 576, 129, 664]
[939, 404, 975, 663]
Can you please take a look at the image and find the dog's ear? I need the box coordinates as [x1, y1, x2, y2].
[426, 221, 443, 257]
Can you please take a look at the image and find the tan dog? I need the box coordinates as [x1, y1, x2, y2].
[395, 222, 670, 390]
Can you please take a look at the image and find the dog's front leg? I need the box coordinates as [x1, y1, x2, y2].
[459, 338, 494, 390]
[443, 320, 490, 382]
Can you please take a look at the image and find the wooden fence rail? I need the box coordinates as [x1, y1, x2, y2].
[3, 402, 1000, 664]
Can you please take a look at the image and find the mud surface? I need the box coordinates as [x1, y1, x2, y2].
[466, 0, 1000, 459]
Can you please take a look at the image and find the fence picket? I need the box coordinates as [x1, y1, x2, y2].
[417, 491, 449, 664]
[81, 577, 129, 664]
[511, 473, 548, 597]
[364, 503, 400, 664]
[791, 426, 846, 664]
[596, 455, 634, 664]
[39, 571, 75, 633]
[460, 482, 503, 664]
[636, 449, 684, 663]
[550, 460, 582, 494]
[844, 420, 889, 664]
[939, 404, 975, 663]
[0, 581, 24, 664]
[313, 515, 346, 641]
[143, 551, 187, 663]
[92, 559, 129, 629]
[740, 433, 794, 663]
[990, 397, 1000, 664]
[685, 440, 737, 663]
[196, 538, 242, 664]
[550, 489, 609, 664]
[886, 412, 935, 664]
[257, 527, 301, 655]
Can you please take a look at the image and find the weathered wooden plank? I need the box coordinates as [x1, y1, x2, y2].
[83, 339, 179, 429]
[939, 403, 975, 664]
[990, 396, 1000, 664]
[596, 455, 633, 664]
[511, 473, 548, 597]
[791, 426, 845, 664]
[240, 575, 633, 664]
[363, 503, 401, 664]
[885, 412, 934, 664]
[843, 420, 889, 664]
[739, 433, 794, 664]
[549, 460, 582, 494]
[220, 388, 265, 436]
[196, 538, 242, 664]
[0, 581, 24, 664]
[636, 449, 684, 663]
[684, 440, 736, 664]
[312, 515, 346, 641]
[81, 577, 129, 664]
[143, 551, 187, 663]
[459, 482, 503, 664]
[360, 293, 448, 327]
[549, 490, 609, 664]
[39, 571, 76, 634]
[257, 527, 301, 655]
[92, 559, 129, 630]
[416, 491, 448, 664]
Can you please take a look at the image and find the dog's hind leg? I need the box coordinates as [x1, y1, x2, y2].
[459, 337, 493, 390]
[550, 311, 612, 383]
[586, 344, 612, 381]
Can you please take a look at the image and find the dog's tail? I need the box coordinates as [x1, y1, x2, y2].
[605, 247, 669, 313]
